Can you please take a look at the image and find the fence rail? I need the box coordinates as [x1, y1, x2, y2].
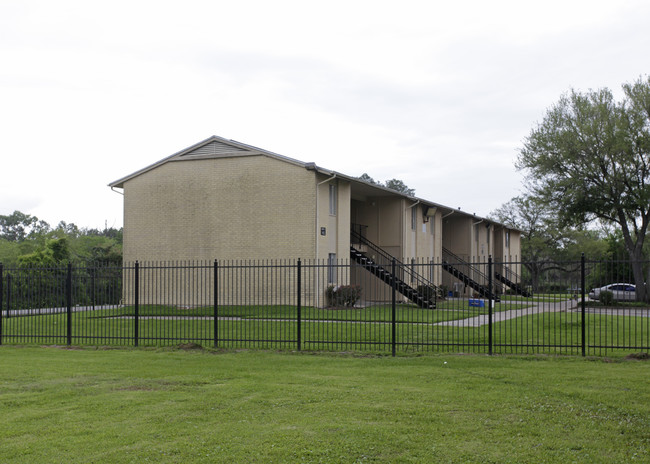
[0, 257, 649, 356]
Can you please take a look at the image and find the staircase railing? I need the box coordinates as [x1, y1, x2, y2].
[441, 247, 499, 300]
[442, 247, 491, 287]
[498, 263, 522, 285]
[350, 228, 439, 296]
[494, 261, 531, 297]
[350, 247, 435, 308]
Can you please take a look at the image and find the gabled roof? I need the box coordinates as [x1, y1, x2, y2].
[109, 135, 519, 231]
[108, 135, 309, 188]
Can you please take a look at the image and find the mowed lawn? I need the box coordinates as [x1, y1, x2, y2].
[0, 347, 649, 463]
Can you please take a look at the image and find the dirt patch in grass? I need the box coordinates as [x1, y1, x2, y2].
[44, 345, 85, 350]
[177, 342, 204, 350]
[624, 352, 650, 361]
[117, 384, 159, 391]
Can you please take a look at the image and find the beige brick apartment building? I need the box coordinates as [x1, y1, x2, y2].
[109, 135, 522, 305]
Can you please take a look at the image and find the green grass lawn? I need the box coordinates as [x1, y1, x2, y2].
[585, 300, 650, 308]
[2, 303, 648, 356]
[98, 302, 526, 320]
[0, 346, 648, 463]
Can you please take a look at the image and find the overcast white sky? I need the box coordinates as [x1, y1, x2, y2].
[1, 0, 648, 230]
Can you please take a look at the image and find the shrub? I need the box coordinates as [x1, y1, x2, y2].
[599, 290, 615, 306]
[439, 285, 449, 299]
[326, 285, 362, 308]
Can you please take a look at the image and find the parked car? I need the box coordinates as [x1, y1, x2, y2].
[588, 283, 636, 301]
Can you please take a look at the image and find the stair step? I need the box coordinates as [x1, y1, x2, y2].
[350, 246, 436, 309]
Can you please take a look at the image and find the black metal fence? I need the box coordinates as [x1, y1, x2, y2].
[0, 257, 648, 356]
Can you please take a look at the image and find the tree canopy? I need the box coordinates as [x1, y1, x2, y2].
[0, 211, 50, 242]
[516, 75, 650, 299]
[358, 174, 415, 196]
[490, 194, 607, 292]
[0, 211, 122, 267]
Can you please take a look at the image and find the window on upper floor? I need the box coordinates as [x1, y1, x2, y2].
[329, 184, 337, 216]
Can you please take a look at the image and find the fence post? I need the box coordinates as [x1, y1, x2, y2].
[91, 268, 96, 311]
[488, 255, 493, 356]
[297, 259, 302, 351]
[0, 263, 3, 345]
[134, 261, 139, 347]
[66, 262, 73, 346]
[581, 253, 586, 357]
[213, 260, 218, 348]
[391, 258, 396, 357]
[6, 273, 10, 319]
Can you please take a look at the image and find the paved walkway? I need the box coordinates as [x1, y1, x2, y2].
[435, 299, 578, 328]
[2, 305, 120, 317]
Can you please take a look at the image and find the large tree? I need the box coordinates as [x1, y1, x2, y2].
[0, 210, 122, 267]
[358, 173, 416, 196]
[490, 194, 606, 292]
[517, 76, 650, 300]
[490, 195, 556, 291]
[0, 211, 50, 242]
[383, 179, 415, 196]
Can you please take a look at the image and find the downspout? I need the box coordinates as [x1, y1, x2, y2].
[314, 173, 336, 309]
[442, 209, 455, 219]
[472, 218, 484, 260]
[485, 223, 492, 258]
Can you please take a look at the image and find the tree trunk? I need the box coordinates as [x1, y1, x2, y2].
[628, 248, 648, 302]
[619, 216, 648, 302]
[525, 263, 541, 294]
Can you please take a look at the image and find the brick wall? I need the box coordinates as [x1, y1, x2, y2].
[122, 155, 317, 263]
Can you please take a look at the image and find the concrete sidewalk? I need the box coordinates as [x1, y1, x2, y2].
[435, 299, 578, 328]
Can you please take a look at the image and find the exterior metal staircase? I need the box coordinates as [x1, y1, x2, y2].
[350, 246, 436, 309]
[442, 247, 500, 301]
[495, 267, 531, 297]
[350, 228, 437, 309]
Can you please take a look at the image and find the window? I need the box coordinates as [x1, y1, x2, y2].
[430, 218, 435, 236]
[411, 207, 416, 230]
[505, 230, 510, 248]
[327, 253, 337, 283]
[329, 184, 337, 215]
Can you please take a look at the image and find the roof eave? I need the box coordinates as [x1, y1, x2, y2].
[108, 135, 520, 233]
[108, 135, 314, 188]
